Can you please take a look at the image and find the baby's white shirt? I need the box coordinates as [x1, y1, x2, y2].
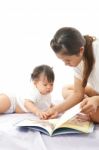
[17, 82, 52, 112]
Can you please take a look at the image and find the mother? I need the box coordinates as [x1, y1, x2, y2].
[49, 27, 99, 123]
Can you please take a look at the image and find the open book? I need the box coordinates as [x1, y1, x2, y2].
[16, 103, 94, 136]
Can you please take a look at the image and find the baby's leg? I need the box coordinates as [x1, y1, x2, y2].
[0, 94, 11, 113]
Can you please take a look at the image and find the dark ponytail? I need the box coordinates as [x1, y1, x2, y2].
[82, 35, 95, 87]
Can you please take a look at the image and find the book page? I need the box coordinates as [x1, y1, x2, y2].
[57, 114, 94, 133]
[55, 103, 81, 129]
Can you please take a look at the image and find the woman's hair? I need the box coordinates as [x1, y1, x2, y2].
[50, 27, 95, 87]
[31, 64, 55, 82]
[83, 35, 95, 87]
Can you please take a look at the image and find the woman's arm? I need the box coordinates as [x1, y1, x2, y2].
[80, 95, 99, 123]
[54, 77, 84, 113]
[81, 96, 99, 114]
[47, 77, 85, 118]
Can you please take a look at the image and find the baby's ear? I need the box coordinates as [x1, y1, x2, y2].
[33, 81, 36, 85]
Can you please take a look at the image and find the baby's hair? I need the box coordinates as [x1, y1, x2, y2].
[31, 65, 55, 82]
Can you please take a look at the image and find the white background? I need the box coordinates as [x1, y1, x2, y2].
[0, 0, 99, 101]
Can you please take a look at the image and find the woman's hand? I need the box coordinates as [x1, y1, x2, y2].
[36, 110, 49, 120]
[80, 96, 99, 115]
[76, 113, 91, 121]
[46, 106, 58, 119]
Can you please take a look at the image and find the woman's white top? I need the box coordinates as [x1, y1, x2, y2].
[74, 39, 99, 93]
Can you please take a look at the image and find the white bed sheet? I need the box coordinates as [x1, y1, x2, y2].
[0, 113, 99, 150]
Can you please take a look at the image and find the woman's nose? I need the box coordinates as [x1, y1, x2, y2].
[65, 62, 69, 66]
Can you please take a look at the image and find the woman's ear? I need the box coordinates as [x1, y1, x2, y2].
[79, 47, 84, 56]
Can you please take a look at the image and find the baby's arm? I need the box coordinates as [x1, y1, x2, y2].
[24, 99, 48, 119]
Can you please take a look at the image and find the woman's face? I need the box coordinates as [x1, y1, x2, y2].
[56, 47, 84, 67]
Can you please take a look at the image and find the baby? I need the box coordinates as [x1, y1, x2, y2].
[0, 65, 55, 119]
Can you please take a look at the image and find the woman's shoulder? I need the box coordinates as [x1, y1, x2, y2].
[92, 39, 99, 57]
[93, 38, 99, 49]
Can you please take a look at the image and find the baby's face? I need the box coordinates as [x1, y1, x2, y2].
[34, 75, 54, 95]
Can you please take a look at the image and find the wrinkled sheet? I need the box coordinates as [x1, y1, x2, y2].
[0, 113, 99, 150]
